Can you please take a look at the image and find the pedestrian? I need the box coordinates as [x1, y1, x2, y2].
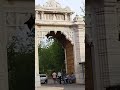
[62, 71, 67, 84]
[71, 73, 76, 83]
[52, 71, 57, 84]
[57, 71, 62, 84]
[66, 74, 72, 84]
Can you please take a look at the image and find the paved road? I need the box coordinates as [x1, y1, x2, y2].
[64, 84, 85, 90]
[39, 84, 85, 90]
[40, 79, 85, 90]
[36, 86, 64, 90]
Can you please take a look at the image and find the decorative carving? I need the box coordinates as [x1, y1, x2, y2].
[44, 14, 54, 20]
[43, 0, 61, 8]
[16, 13, 27, 26]
[62, 31, 74, 44]
[56, 14, 65, 20]
[6, 12, 16, 25]
[35, 0, 85, 85]
[6, 12, 32, 26]
[37, 30, 74, 45]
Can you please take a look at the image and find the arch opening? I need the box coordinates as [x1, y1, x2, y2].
[39, 31, 75, 77]
[7, 20, 35, 90]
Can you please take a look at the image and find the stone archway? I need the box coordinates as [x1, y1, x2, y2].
[0, 0, 34, 90]
[35, 0, 85, 87]
[35, 26, 84, 86]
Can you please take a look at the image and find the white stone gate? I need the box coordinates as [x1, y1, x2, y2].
[35, 0, 85, 87]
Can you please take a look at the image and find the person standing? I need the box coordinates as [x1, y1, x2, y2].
[71, 73, 76, 83]
[57, 71, 62, 84]
[62, 71, 67, 84]
[52, 71, 57, 84]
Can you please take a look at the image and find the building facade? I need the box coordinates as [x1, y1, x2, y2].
[86, 0, 120, 90]
[0, 0, 85, 89]
[35, 0, 85, 87]
[0, 0, 34, 90]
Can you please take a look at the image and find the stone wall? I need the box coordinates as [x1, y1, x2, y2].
[0, 0, 34, 90]
[86, 0, 120, 90]
[65, 40, 74, 74]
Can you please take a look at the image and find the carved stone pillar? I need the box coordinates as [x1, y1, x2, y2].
[65, 13, 67, 21]
[35, 29, 41, 88]
[36, 11, 39, 20]
[73, 20, 85, 84]
[0, 4, 9, 90]
[0, 32, 9, 90]
[86, 0, 119, 90]
[70, 14, 72, 21]
[53, 14, 56, 20]
[41, 12, 44, 20]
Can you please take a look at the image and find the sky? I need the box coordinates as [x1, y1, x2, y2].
[35, 0, 85, 17]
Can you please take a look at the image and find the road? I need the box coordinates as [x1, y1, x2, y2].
[64, 84, 85, 90]
[40, 79, 85, 90]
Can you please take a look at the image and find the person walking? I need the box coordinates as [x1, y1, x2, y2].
[52, 71, 57, 84]
[57, 71, 62, 84]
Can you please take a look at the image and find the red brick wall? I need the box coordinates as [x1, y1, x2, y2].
[65, 40, 74, 74]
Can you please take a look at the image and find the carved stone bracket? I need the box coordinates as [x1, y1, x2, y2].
[62, 31, 74, 44]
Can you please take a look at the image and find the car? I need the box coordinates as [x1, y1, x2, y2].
[40, 74, 48, 84]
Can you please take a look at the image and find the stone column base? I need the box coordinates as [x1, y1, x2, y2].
[76, 78, 85, 84]
[75, 73, 85, 84]
[35, 75, 41, 88]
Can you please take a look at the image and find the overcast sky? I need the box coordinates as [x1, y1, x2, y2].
[35, 0, 85, 17]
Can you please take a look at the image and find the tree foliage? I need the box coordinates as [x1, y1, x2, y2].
[39, 38, 65, 76]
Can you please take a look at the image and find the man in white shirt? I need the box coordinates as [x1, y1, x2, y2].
[57, 72, 62, 84]
[52, 71, 57, 84]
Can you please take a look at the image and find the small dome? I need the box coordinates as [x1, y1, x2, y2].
[73, 15, 83, 22]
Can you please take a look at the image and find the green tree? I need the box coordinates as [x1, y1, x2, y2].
[39, 38, 65, 76]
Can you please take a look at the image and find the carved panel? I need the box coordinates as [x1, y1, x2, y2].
[43, 0, 61, 8]
[16, 13, 31, 26]
[44, 14, 53, 20]
[62, 31, 74, 44]
[6, 12, 16, 25]
[55, 14, 65, 20]
[36, 29, 74, 45]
